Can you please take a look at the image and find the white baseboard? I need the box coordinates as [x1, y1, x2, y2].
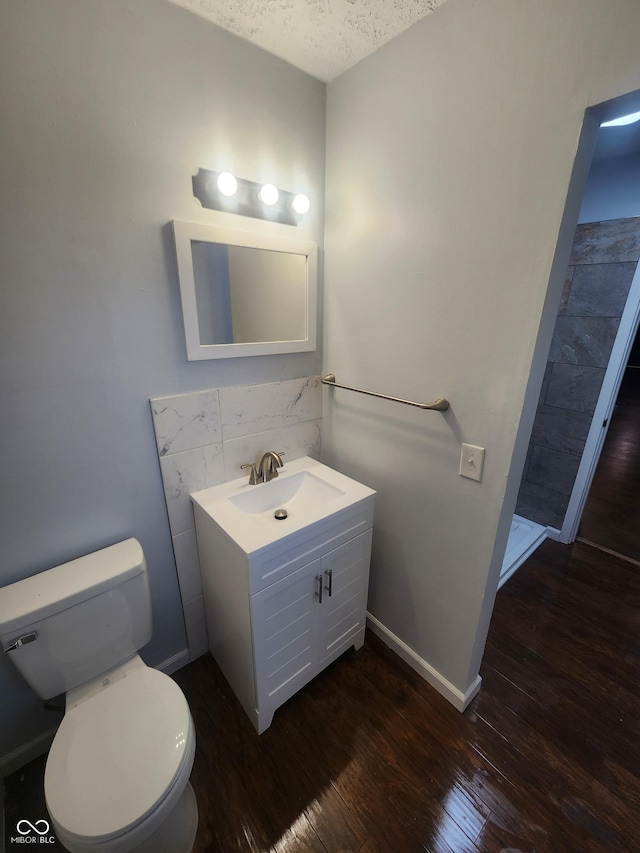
[366, 613, 481, 712]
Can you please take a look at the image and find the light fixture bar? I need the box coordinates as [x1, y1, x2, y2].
[192, 168, 308, 226]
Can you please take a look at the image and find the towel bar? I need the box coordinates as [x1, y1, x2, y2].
[321, 374, 449, 412]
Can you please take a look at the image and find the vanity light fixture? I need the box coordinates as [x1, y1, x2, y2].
[192, 168, 310, 226]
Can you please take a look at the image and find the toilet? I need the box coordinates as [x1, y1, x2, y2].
[0, 538, 198, 853]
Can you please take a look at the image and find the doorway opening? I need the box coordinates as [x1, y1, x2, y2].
[501, 89, 640, 587]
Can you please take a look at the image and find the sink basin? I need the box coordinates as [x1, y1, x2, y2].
[228, 470, 345, 515]
[191, 456, 375, 554]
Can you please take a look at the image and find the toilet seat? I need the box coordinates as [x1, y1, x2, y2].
[44, 660, 195, 851]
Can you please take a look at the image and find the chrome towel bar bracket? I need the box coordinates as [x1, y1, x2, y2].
[321, 374, 449, 412]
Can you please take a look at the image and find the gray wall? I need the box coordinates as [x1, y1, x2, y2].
[0, 0, 324, 767]
[516, 218, 640, 529]
[579, 151, 640, 223]
[324, 0, 640, 700]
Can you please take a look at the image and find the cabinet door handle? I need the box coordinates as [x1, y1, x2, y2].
[324, 569, 333, 597]
[314, 574, 323, 604]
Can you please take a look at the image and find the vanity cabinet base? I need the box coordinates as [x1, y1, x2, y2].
[251, 530, 372, 733]
[194, 501, 374, 734]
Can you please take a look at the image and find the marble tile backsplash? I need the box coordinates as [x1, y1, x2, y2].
[150, 375, 322, 660]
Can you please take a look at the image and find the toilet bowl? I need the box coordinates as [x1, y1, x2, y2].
[45, 656, 197, 853]
[0, 539, 198, 853]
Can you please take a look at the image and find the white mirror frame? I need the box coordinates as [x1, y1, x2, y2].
[172, 220, 318, 360]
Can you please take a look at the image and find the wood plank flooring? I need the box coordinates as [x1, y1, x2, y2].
[4, 536, 640, 851]
[169, 535, 640, 852]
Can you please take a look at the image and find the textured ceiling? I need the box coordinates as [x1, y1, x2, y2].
[169, 0, 448, 82]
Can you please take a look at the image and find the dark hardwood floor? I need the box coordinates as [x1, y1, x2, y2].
[174, 538, 640, 853]
[4, 536, 640, 852]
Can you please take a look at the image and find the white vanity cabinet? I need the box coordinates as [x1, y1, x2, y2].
[192, 465, 375, 734]
[251, 529, 373, 730]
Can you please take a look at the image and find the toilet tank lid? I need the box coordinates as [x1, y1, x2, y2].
[0, 539, 145, 637]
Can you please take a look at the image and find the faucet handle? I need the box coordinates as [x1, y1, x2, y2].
[240, 463, 259, 485]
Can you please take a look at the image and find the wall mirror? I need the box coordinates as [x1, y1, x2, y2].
[172, 220, 317, 360]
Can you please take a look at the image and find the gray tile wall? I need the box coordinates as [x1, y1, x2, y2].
[516, 218, 640, 529]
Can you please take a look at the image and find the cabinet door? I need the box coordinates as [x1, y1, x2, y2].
[251, 559, 322, 719]
[317, 529, 373, 668]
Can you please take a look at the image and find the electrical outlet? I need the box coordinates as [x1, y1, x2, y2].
[459, 443, 485, 482]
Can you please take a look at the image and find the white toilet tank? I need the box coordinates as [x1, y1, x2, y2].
[0, 539, 152, 699]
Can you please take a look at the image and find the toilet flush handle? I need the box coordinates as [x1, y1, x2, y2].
[3, 631, 38, 653]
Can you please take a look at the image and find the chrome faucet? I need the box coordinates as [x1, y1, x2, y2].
[257, 451, 284, 483]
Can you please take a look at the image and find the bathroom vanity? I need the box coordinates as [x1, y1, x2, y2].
[191, 456, 375, 733]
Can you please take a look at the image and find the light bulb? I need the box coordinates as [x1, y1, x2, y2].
[216, 172, 238, 196]
[292, 194, 310, 215]
[259, 184, 279, 205]
[600, 110, 640, 127]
